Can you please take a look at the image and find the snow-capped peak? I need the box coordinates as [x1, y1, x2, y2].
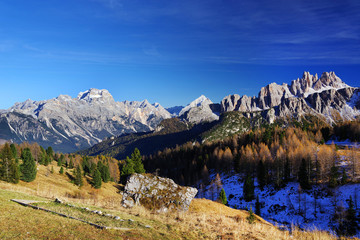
[179, 95, 213, 116]
[188, 95, 212, 107]
[77, 88, 114, 103]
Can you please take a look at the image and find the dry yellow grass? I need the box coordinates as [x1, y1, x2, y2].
[0, 162, 350, 240]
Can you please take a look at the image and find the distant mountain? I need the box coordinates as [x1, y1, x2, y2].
[81, 71, 359, 159]
[166, 106, 184, 116]
[0, 89, 171, 152]
[78, 118, 217, 159]
[221, 71, 359, 123]
[178, 95, 220, 124]
[0, 71, 358, 154]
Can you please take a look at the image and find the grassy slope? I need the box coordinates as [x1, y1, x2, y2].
[0, 163, 342, 240]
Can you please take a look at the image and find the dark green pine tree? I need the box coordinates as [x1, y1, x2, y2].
[284, 157, 291, 183]
[69, 157, 74, 169]
[93, 168, 102, 189]
[74, 164, 83, 187]
[46, 146, 54, 159]
[341, 168, 348, 185]
[234, 154, 241, 173]
[59, 166, 64, 174]
[44, 155, 51, 166]
[0, 143, 12, 182]
[12, 163, 20, 184]
[82, 157, 91, 176]
[0, 143, 19, 183]
[98, 161, 110, 183]
[132, 148, 145, 174]
[345, 196, 358, 236]
[90, 162, 97, 176]
[219, 188, 227, 205]
[298, 158, 311, 190]
[243, 174, 255, 202]
[329, 165, 339, 188]
[121, 156, 135, 181]
[255, 195, 261, 216]
[20, 148, 37, 182]
[10, 143, 18, 159]
[247, 206, 256, 224]
[57, 154, 65, 166]
[38, 152, 45, 165]
[257, 160, 267, 190]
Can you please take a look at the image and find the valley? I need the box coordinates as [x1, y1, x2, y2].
[0, 71, 359, 239]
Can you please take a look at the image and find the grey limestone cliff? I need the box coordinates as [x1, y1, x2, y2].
[0, 89, 171, 152]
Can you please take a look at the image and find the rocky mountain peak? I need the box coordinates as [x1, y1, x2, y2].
[140, 99, 150, 107]
[221, 71, 359, 123]
[313, 71, 348, 91]
[77, 88, 114, 103]
[179, 95, 219, 124]
[179, 95, 213, 116]
[193, 95, 212, 105]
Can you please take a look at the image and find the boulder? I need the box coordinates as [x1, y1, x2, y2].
[122, 173, 198, 212]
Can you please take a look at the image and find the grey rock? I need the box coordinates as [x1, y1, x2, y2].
[179, 95, 219, 124]
[122, 173, 198, 212]
[221, 72, 359, 123]
[0, 88, 171, 152]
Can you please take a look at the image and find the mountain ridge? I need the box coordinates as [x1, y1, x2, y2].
[0, 71, 358, 153]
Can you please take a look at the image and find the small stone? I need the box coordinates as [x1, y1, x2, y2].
[114, 216, 121, 220]
[55, 198, 63, 204]
[97, 210, 102, 215]
[145, 225, 151, 228]
[128, 219, 134, 222]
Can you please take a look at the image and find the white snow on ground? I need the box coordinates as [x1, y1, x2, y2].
[197, 171, 360, 237]
[326, 139, 359, 148]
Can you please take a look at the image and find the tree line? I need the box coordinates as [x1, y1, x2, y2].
[144, 122, 360, 190]
[0, 142, 126, 190]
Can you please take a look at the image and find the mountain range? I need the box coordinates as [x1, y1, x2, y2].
[0, 71, 359, 152]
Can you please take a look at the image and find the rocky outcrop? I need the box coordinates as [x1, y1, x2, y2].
[122, 173, 198, 212]
[221, 72, 359, 123]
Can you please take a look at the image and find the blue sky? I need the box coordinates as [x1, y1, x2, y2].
[0, 0, 359, 109]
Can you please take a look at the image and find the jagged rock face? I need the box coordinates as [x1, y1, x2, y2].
[313, 72, 347, 91]
[290, 72, 318, 96]
[305, 87, 359, 120]
[0, 89, 171, 152]
[258, 83, 293, 109]
[221, 95, 258, 113]
[221, 72, 359, 123]
[122, 173, 198, 212]
[179, 95, 219, 124]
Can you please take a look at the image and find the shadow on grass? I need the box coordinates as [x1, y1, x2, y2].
[65, 172, 75, 182]
[114, 184, 124, 193]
